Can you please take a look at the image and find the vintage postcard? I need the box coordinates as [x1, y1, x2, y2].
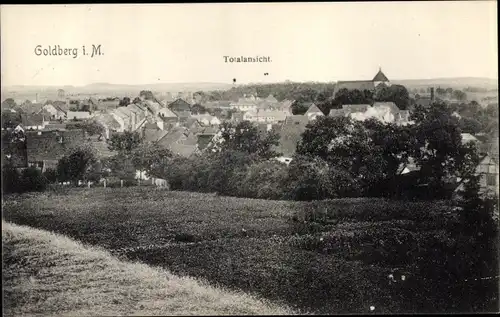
[1, 2, 498, 315]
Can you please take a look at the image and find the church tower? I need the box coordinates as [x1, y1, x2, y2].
[373, 67, 391, 88]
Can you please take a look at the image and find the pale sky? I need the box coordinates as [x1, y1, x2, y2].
[1, 2, 497, 87]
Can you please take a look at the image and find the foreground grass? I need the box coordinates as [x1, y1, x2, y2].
[2, 221, 294, 316]
[3, 187, 497, 314]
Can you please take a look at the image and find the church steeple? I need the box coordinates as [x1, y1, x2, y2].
[373, 68, 389, 82]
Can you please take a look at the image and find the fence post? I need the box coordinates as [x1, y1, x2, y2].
[121, 179, 123, 188]
[104, 179, 106, 188]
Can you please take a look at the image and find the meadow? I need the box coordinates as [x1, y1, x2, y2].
[2, 187, 498, 314]
[3, 221, 293, 316]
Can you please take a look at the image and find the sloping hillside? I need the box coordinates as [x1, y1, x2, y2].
[2, 221, 294, 316]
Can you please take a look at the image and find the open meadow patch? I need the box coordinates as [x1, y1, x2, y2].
[2, 187, 498, 314]
[2, 221, 294, 316]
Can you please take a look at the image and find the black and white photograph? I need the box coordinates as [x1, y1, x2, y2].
[1, 2, 498, 315]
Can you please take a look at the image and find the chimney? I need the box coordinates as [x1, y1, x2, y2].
[430, 87, 435, 102]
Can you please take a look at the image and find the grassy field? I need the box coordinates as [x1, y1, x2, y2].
[2, 187, 498, 314]
[2, 220, 294, 316]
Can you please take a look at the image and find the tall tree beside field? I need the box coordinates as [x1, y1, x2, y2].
[119, 97, 131, 107]
[107, 131, 142, 152]
[56, 144, 99, 185]
[213, 121, 281, 161]
[374, 84, 410, 110]
[1, 98, 16, 109]
[139, 90, 155, 100]
[131, 143, 173, 178]
[410, 101, 480, 193]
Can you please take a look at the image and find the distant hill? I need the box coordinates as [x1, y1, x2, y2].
[2, 77, 497, 99]
[392, 77, 498, 90]
[2, 82, 235, 95]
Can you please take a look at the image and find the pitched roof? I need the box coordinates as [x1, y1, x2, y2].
[20, 103, 44, 115]
[144, 100, 162, 115]
[159, 107, 178, 118]
[127, 103, 145, 114]
[342, 104, 371, 113]
[86, 135, 116, 159]
[265, 94, 278, 103]
[95, 113, 121, 130]
[172, 110, 191, 120]
[157, 127, 197, 157]
[373, 69, 389, 82]
[43, 123, 66, 130]
[21, 114, 45, 127]
[202, 101, 232, 109]
[168, 98, 192, 111]
[461, 133, 479, 144]
[114, 107, 132, 119]
[329, 109, 346, 117]
[143, 128, 169, 144]
[26, 129, 86, 162]
[372, 101, 400, 113]
[197, 126, 218, 135]
[275, 115, 309, 157]
[305, 103, 324, 115]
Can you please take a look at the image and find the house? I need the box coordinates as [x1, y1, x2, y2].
[87, 134, 116, 159]
[476, 155, 499, 195]
[202, 101, 232, 110]
[278, 99, 295, 114]
[142, 125, 169, 144]
[168, 98, 192, 112]
[305, 103, 324, 121]
[158, 107, 178, 119]
[231, 111, 245, 123]
[157, 127, 198, 157]
[333, 68, 391, 96]
[40, 103, 67, 120]
[144, 100, 162, 116]
[19, 102, 44, 115]
[455, 155, 499, 197]
[342, 104, 371, 116]
[461, 133, 480, 146]
[25, 129, 85, 171]
[67, 111, 92, 121]
[274, 115, 310, 163]
[96, 113, 123, 136]
[230, 96, 260, 112]
[196, 126, 219, 151]
[97, 99, 120, 111]
[349, 101, 403, 124]
[172, 110, 191, 123]
[43, 122, 67, 131]
[192, 114, 221, 126]
[21, 114, 48, 130]
[52, 100, 71, 113]
[243, 109, 288, 124]
[328, 108, 346, 118]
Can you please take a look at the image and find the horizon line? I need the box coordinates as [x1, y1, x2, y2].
[1, 76, 499, 89]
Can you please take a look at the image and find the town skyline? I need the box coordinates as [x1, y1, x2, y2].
[1, 2, 498, 87]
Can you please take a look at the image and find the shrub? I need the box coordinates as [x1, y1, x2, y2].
[18, 167, 48, 193]
[43, 168, 58, 184]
